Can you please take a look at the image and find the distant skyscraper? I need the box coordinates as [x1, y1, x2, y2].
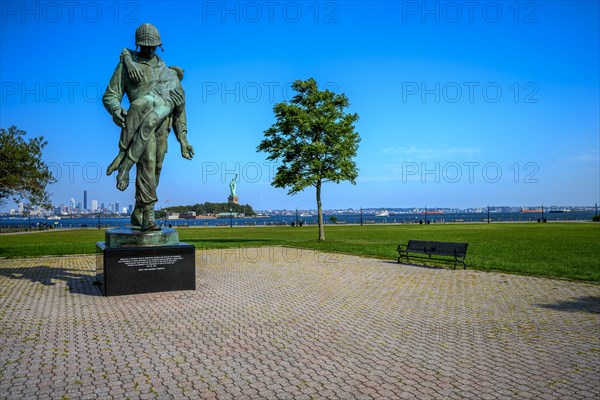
[91, 200, 98, 211]
[84, 190, 87, 210]
[101, 202, 105, 210]
[128, 204, 133, 214]
[115, 202, 120, 214]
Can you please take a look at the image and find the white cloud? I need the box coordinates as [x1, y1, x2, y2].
[569, 150, 599, 163]
[381, 145, 480, 159]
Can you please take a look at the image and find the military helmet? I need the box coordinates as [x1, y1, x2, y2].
[135, 23, 162, 47]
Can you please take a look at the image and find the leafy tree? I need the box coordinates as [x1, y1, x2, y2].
[0, 126, 56, 209]
[161, 202, 256, 216]
[257, 78, 360, 241]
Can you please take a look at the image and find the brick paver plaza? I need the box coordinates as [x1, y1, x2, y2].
[1, 247, 599, 399]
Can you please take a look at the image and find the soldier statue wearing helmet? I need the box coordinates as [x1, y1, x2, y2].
[103, 23, 194, 231]
[135, 23, 164, 51]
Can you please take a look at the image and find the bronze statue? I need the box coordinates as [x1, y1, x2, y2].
[103, 23, 194, 231]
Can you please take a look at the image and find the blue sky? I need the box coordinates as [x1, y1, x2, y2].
[1, 1, 599, 211]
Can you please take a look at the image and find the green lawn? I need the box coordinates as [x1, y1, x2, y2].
[1, 223, 599, 281]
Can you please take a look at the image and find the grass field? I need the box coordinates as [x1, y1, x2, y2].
[1, 223, 599, 281]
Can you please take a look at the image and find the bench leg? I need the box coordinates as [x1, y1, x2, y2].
[397, 252, 409, 264]
[398, 255, 409, 264]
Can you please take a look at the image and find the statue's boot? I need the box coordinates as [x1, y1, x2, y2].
[130, 202, 142, 227]
[116, 157, 135, 191]
[141, 205, 160, 231]
[106, 150, 125, 175]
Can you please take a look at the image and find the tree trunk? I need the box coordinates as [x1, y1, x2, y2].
[316, 181, 325, 241]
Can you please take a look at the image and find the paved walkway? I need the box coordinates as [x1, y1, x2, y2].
[0, 247, 598, 399]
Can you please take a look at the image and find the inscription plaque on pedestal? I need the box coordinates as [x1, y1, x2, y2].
[96, 242, 195, 296]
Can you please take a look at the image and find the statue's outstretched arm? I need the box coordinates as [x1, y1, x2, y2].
[173, 107, 194, 160]
[102, 61, 127, 128]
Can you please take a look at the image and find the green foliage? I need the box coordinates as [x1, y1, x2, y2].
[0, 126, 56, 208]
[162, 202, 255, 216]
[593, 214, 600, 222]
[257, 78, 360, 240]
[258, 78, 360, 193]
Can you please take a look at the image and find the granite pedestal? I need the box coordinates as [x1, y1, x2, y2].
[228, 195, 239, 205]
[96, 227, 195, 296]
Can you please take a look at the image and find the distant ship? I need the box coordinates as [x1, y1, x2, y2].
[46, 216, 61, 220]
[375, 210, 390, 217]
[520, 209, 543, 213]
[421, 210, 444, 214]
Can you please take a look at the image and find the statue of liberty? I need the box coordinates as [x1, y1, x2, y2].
[229, 174, 238, 197]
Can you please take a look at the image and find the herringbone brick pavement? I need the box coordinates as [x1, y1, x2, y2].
[0, 247, 598, 399]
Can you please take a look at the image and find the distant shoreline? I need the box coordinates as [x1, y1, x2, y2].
[1, 211, 597, 235]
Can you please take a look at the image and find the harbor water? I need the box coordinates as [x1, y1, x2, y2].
[1, 210, 597, 232]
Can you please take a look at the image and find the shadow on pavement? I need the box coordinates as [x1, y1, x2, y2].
[0, 265, 102, 296]
[538, 296, 600, 314]
[383, 260, 447, 270]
